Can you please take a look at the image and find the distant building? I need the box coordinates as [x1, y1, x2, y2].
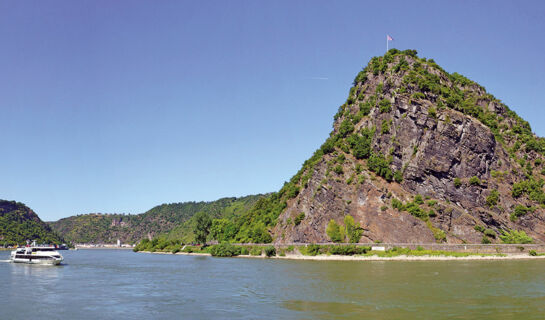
[117, 239, 121, 247]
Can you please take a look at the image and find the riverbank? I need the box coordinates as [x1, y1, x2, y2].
[75, 247, 133, 250]
[140, 250, 545, 261]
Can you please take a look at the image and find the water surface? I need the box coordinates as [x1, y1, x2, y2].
[1, 250, 544, 319]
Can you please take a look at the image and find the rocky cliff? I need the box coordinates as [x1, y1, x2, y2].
[271, 49, 545, 244]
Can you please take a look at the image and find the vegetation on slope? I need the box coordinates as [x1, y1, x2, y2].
[0, 200, 64, 245]
[49, 195, 263, 244]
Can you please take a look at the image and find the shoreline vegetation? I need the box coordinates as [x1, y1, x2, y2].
[134, 243, 545, 261]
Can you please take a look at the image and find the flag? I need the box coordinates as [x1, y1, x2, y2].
[387, 35, 393, 41]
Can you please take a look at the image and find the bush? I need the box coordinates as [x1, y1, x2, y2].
[171, 246, 181, 254]
[414, 195, 424, 205]
[405, 202, 427, 219]
[321, 137, 336, 154]
[333, 165, 344, 175]
[348, 128, 373, 160]
[329, 245, 369, 255]
[529, 250, 537, 256]
[511, 178, 545, 204]
[264, 246, 276, 257]
[353, 70, 367, 85]
[338, 120, 355, 138]
[469, 176, 481, 186]
[250, 247, 262, 256]
[394, 170, 403, 183]
[294, 212, 305, 226]
[182, 246, 194, 253]
[326, 219, 344, 243]
[486, 189, 499, 207]
[381, 120, 390, 134]
[379, 99, 391, 113]
[454, 178, 462, 188]
[481, 236, 491, 244]
[391, 198, 403, 210]
[303, 244, 322, 256]
[428, 106, 437, 118]
[209, 243, 241, 257]
[500, 229, 533, 244]
[474, 225, 485, 233]
[510, 205, 535, 221]
[344, 215, 363, 243]
[484, 229, 496, 238]
[240, 247, 249, 255]
[411, 92, 425, 100]
[367, 152, 393, 181]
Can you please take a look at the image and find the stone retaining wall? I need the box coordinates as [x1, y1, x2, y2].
[233, 243, 545, 254]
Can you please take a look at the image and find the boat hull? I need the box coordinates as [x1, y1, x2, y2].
[11, 258, 62, 265]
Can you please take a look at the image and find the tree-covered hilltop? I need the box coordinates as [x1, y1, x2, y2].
[0, 200, 64, 246]
[48, 194, 264, 244]
[187, 49, 545, 245]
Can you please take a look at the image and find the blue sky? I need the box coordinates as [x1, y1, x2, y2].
[1, 1, 544, 221]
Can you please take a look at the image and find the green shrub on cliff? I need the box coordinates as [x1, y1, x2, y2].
[294, 212, 305, 226]
[379, 99, 391, 113]
[348, 128, 373, 159]
[510, 205, 535, 221]
[367, 152, 393, 181]
[486, 189, 499, 207]
[469, 176, 481, 186]
[454, 178, 462, 188]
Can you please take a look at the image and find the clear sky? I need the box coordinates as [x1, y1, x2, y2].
[2, 1, 544, 221]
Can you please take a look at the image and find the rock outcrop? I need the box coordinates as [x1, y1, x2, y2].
[272, 49, 545, 244]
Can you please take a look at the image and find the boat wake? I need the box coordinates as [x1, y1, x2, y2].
[0, 260, 12, 263]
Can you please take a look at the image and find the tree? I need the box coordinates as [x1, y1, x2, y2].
[210, 218, 229, 242]
[326, 219, 343, 243]
[344, 215, 363, 243]
[193, 212, 211, 245]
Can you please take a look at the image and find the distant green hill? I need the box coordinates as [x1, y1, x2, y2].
[48, 195, 264, 244]
[0, 200, 64, 245]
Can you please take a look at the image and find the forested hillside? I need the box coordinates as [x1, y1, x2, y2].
[49, 195, 264, 243]
[0, 200, 64, 245]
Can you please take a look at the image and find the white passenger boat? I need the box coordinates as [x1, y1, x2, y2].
[10, 241, 64, 265]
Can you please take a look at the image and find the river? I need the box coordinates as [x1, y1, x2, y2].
[1, 250, 544, 319]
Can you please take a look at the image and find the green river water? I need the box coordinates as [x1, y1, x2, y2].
[1, 250, 544, 319]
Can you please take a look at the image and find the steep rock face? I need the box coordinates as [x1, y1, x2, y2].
[272, 50, 545, 244]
